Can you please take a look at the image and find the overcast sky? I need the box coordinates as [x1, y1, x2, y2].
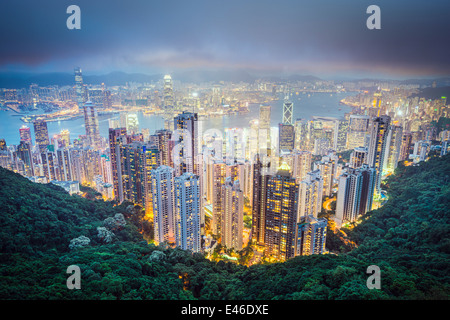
[1, 0, 449, 79]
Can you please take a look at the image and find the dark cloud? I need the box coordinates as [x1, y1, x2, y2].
[0, 0, 449, 78]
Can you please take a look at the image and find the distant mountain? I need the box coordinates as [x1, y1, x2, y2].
[409, 86, 450, 100]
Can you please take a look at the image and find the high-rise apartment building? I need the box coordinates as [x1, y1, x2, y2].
[174, 112, 198, 176]
[83, 101, 101, 150]
[33, 119, 50, 153]
[298, 169, 323, 218]
[335, 164, 376, 227]
[174, 172, 201, 252]
[221, 177, 244, 251]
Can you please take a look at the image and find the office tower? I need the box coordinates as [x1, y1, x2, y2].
[259, 105, 272, 156]
[153, 129, 173, 167]
[163, 75, 174, 111]
[152, 165, 176, 245]
[399, 132, 412, 161]
[349, 147, 368, 168]
[251, 155, 270, 246]
[126, 113, 139, 135]
[282, 100, 294, 125]
[74, 67, 86, 106]
[174, 112, 198, 176]
[335, 164, 376, 227]
[83, 101, 101, 150]
[347, 115, 370, 150]
[221, 177, 244, 251]
[60, 129, 71, 147]
[174, 172, 201, 252]
[19, 126, 32, 144]
[264, 163, 299, 261]
[108, 127, 127, 201]
[313, 154, 338, 197]
[33, 119, 50, 153]
[210, 160, 226, 237]
[57, 148, 72, 181]
[334, 119, 349, 152]
[384, 125, 403, 174]
[16, 141, 34, 177]
[367, 115, 391, 196]
[295, 215, 327, 256]
[298, 169, 323, 218]
[278, 123, 295, 153]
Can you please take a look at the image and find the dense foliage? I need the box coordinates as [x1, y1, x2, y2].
[0, 155, 449, 299]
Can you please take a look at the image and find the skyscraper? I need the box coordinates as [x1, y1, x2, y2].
[295, 215, 327, 256]
[163, 75, 174, 111]
[83, 101, 101, 150]
[221, 177, 244, 251]
[347, 115, 370, 150]
[367, 115, 391, 196]
[16, 141, 34, 177]
[74, 67, 86, 107]
[33, 119, 50, 153]
[108, 127, 127, 201]
[251, 155, 268, 246]
[153, 129, 174, 167]
[282, 100, 294, 125]
[278, 123, 295, 153]
[383, 125, 403, 174]
[298, 169, 323, 218]
[174, 112, 198, 176]
[175, 172, 201, 252]
[349, 147, 368, 168]
[335, 164, 376, 227]
[399, 132, 412, 161]
[313, 154, 338, 197]
[259, 105, 271, 156]
[264, 163, 299, 261]
[19, 126, 32, 144]
[334, 119, 349, 152]
[152, 165, 176, 245]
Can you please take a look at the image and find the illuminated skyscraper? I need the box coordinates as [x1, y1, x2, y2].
[399, 132, 412, 161]
[83, 101, 101, 150]
[16, 141, 34, 177]
[108, 127, 127, 201]
[335, 164, 376, 227]
[19, 126, 32, 144]
[173, 112, 198, 176]
[33, 119, 50, 153]
[259, 105, 271, 156]
[314, 154, 338, 197]
[57, 148, 72, 181]
[383, 125, 403, 174]
[74, 67, 86, 106]
[251, 155, 270, 246]
[334, 119, 349, 152]
[152, 165, 176, 245]
[163, 75, 174, 111]
[347, 115, 370, 150]
[282, 100, 294, 125]
[295, 215, 327, 256]
[59, 129, 71, 147]
[210, 160, 226, 237]
[349, 147, 368, 169]
[367, 115, 391, 195]
[221, 177, 244, 250]
[298, 169, 323, 218]
[174, 172, 201, 252]
[264, 163, 299, 261]
[278, 123, 295, 153]
[153, 129, 174, 167]
[126, 113, 139, 135]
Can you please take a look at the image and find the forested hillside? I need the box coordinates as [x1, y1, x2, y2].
[0, 155, 449, 300]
